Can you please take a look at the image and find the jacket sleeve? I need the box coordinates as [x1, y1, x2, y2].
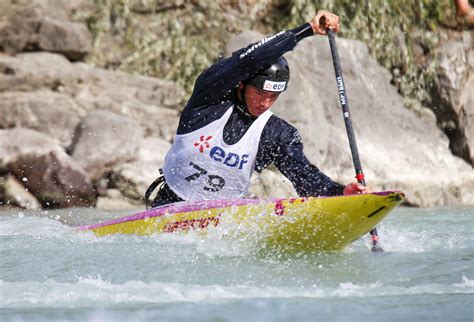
[256, 117, 345, 197]
[185, 24, 314, 110]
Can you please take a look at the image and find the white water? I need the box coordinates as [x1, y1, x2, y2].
[1, 207, 473, 321]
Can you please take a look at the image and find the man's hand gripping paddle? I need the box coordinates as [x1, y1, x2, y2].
[326, 29, 383, 252]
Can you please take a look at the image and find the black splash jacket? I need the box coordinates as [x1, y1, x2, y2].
[176, 24, 344, 197]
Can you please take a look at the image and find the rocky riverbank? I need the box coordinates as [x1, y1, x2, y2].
[0, 0, 473, 210]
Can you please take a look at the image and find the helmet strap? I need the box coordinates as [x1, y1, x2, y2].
[236, 85, 254, 117]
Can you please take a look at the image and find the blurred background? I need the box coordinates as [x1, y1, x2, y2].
[0, 0, 473, 211]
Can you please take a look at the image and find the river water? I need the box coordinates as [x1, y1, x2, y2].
[1, 206, 473, 322]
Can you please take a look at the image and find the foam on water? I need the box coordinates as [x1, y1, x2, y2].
[1, 206, 472, 254]
[2, 275, 472, 308]
[1, 206, 473, 321]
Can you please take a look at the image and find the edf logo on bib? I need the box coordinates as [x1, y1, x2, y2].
[193, 135, 249, 170]
[208, 146, 249, 169]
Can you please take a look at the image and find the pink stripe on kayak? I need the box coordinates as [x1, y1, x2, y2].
[373, 191, 402, 196]
[77, 198, 265, 231]
[77, 191, 403, 231]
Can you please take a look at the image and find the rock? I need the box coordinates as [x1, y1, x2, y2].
[136, 137, 171, 163]
[96, 196, 141, 211]
[0, 52, 183, 141]
[96, 189, 142, 211]
[36, 17, 91, 61]
[225, 31, 474, 207]
[0, 175, 42, 210]
[0, 128, 96, 208]
[430, 31, 474, 166]
[0, 52, 90, 93]
[94, 68, 184, 109]
[112, 161, 163, 201]
[0, 0, 92, 60]
[249, 168, 296, 199]
[0, 50, 183, 206]
[0, 90, 85, 147]
[460, 77, 474, 163]
[111, 137, 171, 200]
[73, 67, 182, 140]
[70, 110, 144, 181]
[75, 91, 180, 141]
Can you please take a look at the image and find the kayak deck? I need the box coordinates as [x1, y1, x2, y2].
[78, 191, 405, 252]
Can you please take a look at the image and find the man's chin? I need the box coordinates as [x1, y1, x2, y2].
[249, 108, 266, 116]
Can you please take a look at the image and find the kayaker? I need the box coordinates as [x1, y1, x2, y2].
[146, 10, 369, 208]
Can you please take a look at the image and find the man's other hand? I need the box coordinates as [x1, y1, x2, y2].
[343, 182, 372, 195]
[310, 10, 340, 35]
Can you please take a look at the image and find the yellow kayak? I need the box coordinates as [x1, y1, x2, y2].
[78, 191, 404, 252]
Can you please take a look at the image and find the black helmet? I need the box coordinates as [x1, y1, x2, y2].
[245, 56, 290, 92]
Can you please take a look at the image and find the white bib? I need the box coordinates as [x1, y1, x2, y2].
[162, 107, 272, 201]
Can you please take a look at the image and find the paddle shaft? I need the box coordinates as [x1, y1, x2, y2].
[326, 29, 381, 251]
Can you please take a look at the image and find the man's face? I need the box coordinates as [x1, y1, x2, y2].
[244, 85, 280, 116]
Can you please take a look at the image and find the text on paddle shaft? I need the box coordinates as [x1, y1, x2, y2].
[336, 76, 347, 105]
[185, 162, 225, 192]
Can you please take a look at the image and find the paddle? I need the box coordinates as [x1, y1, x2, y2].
[326, 29, 383, 252]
